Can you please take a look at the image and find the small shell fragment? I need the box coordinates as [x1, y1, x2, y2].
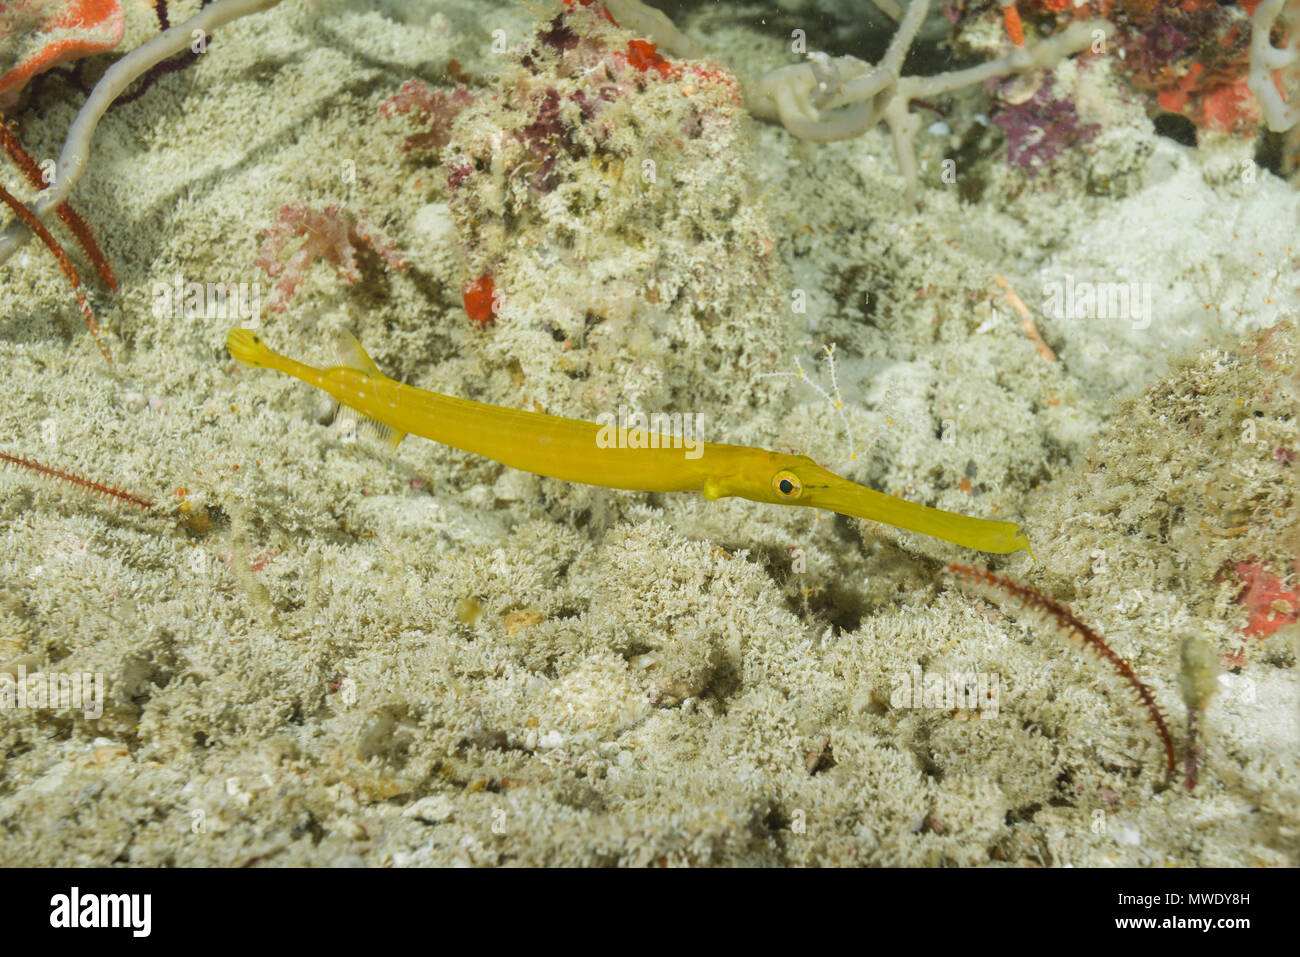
[455, 597, 483, 625]
[504, 609, 544, 634]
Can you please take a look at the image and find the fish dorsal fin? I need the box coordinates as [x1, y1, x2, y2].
[329, 331, 407, 449]
[334, 331, 385, 377]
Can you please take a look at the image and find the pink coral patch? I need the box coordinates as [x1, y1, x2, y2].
[1235, 562, 1300, 639]
[0, 0, 125, 108]
[254, 204, 407, 312]
[379, 80, 474, 153]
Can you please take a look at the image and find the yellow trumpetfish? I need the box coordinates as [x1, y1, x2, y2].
[226, 329, 1032, 556]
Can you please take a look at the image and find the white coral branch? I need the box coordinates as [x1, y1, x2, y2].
[748, 0, 1112, 206]
[0, 0, 285, 268]
[1248, 0, 1300, 133]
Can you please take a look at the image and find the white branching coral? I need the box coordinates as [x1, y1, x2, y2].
[0, 0, 285, 268]
[1248, 0, 1300, 133]
[604, 0, 702, 59]
[747, 0, 1112, 204]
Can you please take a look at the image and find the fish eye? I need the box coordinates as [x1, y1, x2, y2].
[772, 470, 802, 499]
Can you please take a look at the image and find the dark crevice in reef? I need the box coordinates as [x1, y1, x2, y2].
[1255, 129, 1287, 179]
[1153, 112, 1197, 147]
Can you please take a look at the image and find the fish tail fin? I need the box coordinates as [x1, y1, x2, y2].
[226, 328, 280, 368]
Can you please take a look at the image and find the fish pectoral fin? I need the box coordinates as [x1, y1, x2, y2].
[701, 477, 728, 501]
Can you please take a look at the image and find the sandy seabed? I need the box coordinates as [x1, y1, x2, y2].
[0, 0, 1296, 866]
